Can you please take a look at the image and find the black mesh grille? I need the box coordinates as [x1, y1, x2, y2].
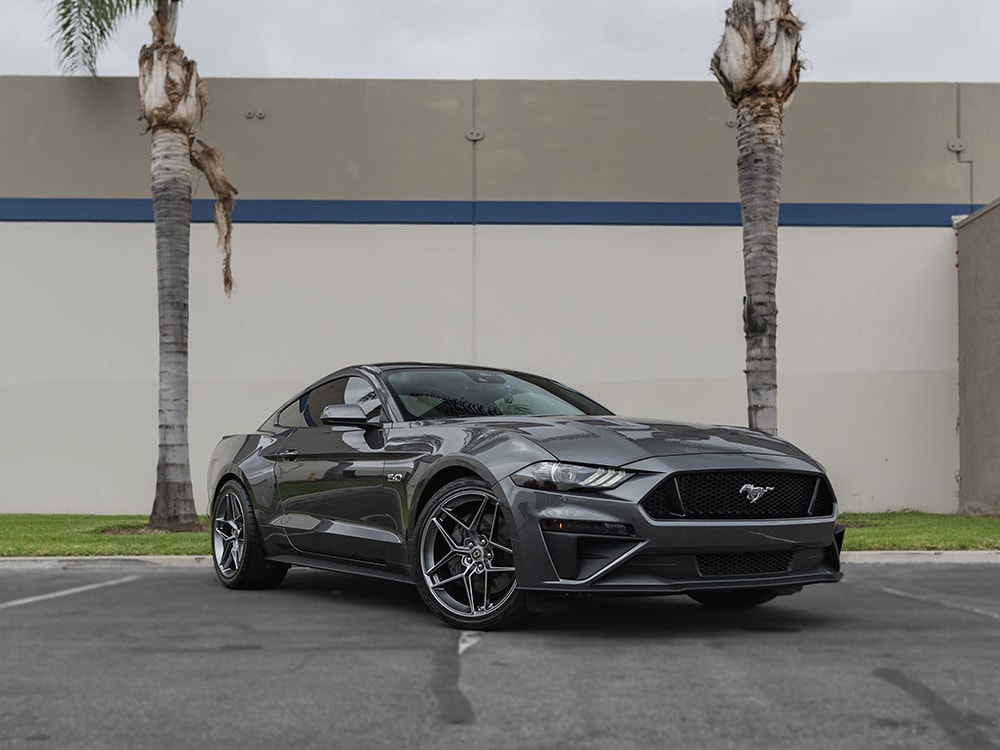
[640, 471, 821, 520]
[697, 551, 794, 577]
[638, 480, 683, 519]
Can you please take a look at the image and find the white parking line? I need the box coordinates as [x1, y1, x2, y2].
[0, 575, 142, 611]
[881, 586, 1000, 622]
[458, 631, 483, 655]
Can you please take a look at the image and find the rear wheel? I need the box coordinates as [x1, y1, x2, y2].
[688, 589, 778, 609]
[412, 478, 527, 630]
[211, 479, 288, 590]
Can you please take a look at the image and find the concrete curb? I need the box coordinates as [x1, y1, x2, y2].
[1, 551, 1000, 569]
[0, 556, 213, 570]
[842, 550, 1000, 564]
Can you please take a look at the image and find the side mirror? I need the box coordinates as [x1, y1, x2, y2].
[320, 403, 375, 427]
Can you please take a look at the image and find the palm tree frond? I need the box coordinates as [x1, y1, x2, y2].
[48, 0, 153, 75]
[190, 139, 238, 297]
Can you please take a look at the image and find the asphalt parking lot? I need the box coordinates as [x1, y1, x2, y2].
[1, 559, 998, 750]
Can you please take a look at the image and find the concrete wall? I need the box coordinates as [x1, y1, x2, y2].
[0, 220, 959, 515]
[5, 78, 994, 205]
[0, 76, 981, 515]
[957, 201, 1000, 515]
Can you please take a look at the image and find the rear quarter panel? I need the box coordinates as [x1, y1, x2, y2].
[206, 432, 280, 515]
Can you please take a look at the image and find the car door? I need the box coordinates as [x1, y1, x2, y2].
[268, 376, 405, 563]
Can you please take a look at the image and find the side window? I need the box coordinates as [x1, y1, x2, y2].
[303, 376, 384, 426]
[275, 394, 308, 428]
[305, 379, 349, 426]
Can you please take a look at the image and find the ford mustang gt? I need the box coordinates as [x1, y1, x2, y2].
[208, 363, 844, 629]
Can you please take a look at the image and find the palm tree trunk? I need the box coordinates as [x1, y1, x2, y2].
[736, 96, 783, 435]
[148, 127, 199, 530]
[712, 0, 802, 437]
[47, 2, 229, 530]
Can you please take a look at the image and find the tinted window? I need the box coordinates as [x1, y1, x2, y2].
[384, 368, 612, 420]
[276, 394, 309, 428]
[305, 376, 383, 426]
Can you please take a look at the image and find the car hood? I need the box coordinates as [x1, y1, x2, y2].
[496, 416, 815, 468]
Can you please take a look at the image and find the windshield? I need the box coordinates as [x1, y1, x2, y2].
[384, 368, 613, 420]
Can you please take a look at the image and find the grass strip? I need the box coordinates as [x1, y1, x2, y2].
[838, 512, 1000, 551]
[0, 512, 997, 557]
[0, 515, 208, 557]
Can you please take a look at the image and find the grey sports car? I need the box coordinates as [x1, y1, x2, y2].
[208, 363, 844, 629]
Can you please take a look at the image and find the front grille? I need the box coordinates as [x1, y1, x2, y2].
[640, 471, 830, 520]
[640, 481, 684, 518]
[697, 551, 794, 577]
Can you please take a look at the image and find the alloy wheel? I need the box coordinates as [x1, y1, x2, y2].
[212, 489, 246, 578]
[419, 488, 517, 619]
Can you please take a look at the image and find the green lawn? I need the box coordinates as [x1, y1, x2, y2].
[0, 512, 997, 557]
[0, 515, 209, 557]
[838, 512, 1000, 551]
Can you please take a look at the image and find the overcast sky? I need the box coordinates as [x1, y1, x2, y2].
[2, 0, 999, 82]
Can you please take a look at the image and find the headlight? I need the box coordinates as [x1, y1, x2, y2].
[511, 462, 630, 492]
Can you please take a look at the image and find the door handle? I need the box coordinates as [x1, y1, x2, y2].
[276, 449, 299, 461]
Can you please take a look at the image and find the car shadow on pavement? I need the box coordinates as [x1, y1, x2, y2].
[528, 593, 844, 638]
[278, 568, 427, 615]
[273, 569, 844, 635]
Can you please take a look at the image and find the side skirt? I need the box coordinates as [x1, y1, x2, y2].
[268, 553, 415, 586]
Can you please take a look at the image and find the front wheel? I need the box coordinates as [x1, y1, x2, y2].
[412, 478, 527, 630]
[688, 589, 778, 609]
[211, 480, 288, 590]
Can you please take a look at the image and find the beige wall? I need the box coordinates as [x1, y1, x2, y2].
[957, 201, 1000, 515]
[0, 77, 475, 201]
[4, 78, 998, 205]
[0, 221, 958, 514]
[0, 76, 983, 515]
[476, 225, 959, 513]
[0, 223, 477, 514]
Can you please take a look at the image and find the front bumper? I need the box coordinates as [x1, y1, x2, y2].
[500, 475, 844, 595]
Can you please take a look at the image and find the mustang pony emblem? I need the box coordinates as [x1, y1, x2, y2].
[740, 483, 775, 504]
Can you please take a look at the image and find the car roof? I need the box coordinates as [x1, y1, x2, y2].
[365, 363, 553, 382]
[368, 362, 510, 372]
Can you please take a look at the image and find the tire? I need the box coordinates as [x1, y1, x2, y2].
[211, 479, 288, 590]
[688, 589, 779, 609]
[412, 477, 527, 630]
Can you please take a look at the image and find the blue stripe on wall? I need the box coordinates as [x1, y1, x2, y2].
[0, 198, 978, 228]
[0, 198, 473, 224]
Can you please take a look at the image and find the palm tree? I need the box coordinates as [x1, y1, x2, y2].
[711, 0, 803, 436]
[50, 0, 236, 530]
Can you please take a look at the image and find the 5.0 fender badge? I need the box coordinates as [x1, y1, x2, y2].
[739, 483, 775, 504]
